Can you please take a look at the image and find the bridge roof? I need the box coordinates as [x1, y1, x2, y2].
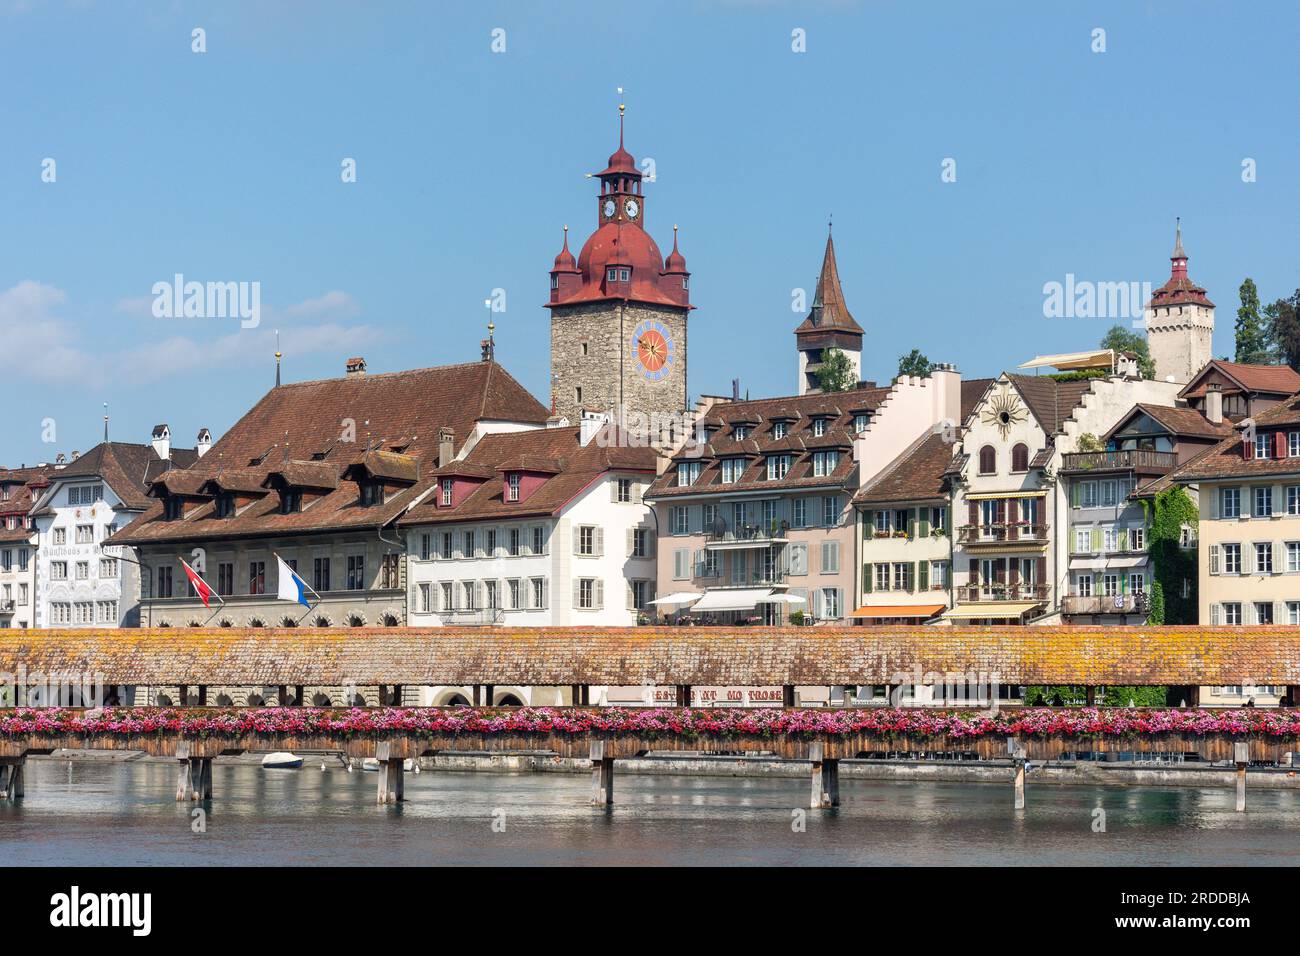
[1, 626, 1298, 686]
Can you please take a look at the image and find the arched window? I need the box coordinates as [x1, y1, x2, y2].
[978, 445, 996, 475]
[1011, 443, 1029, 472]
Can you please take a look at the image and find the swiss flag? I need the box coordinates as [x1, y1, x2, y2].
[179, 558, 215, 608]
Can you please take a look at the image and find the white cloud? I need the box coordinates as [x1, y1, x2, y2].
[4, 281, 380, 388]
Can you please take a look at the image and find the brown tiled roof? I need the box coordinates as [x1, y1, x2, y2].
[793, 232, 864, 338]
[1179, 360, 1300, 399]
[854, 431, 954, 505]
[399, 425, 656, 525]
[354, 451, 418, 485]
[1171, 392, 1300, 482]
[1006, 375, 1093, 435]
[266, 460, 342, 491]
[1108, 403, 1234, 443]
[961, 378, 995, 422]
[4, 625, 1300, 685]
[648, 387, 890, 499]
[111, 361, 549, 546]
[149, 470, 210, 497]
[0, 465, 53, 543]
[32, 442, 197, 514]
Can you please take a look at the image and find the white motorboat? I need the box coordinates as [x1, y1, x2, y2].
[261, 752, 304, 769]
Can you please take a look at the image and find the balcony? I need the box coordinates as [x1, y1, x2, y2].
[962, 584, 1048, 603]
[694, 567, 787, 588]
[438, 607, 504, 626]
[705, 519, 789, 551]
[0, 599, 13, 614]
[1062, 594, 1142, 616]
[957, 524, 1049, 547]
[1059, 450, 1176, 475]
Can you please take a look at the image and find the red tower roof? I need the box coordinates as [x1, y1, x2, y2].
[1147, 218, 1214, 309]
[546, 110, 691, 311]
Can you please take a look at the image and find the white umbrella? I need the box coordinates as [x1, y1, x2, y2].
[757, 593, 806, 605]
[648, 592, 703, 606]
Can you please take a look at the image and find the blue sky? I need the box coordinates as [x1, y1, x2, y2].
[3, 0, 1298, 464]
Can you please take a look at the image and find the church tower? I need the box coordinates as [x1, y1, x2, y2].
[547, 107, 692, 428]
[1144, 219, 1214, 384]
[794, 226, 863, 394]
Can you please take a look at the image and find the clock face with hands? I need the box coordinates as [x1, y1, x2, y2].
[603, 199, 616, 219]
[631, 319, 674, 381]
[624, 198, 639, 220]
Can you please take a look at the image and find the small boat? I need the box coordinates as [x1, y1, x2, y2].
[261, 752, 304, 769]
[360, 757, 413, 772]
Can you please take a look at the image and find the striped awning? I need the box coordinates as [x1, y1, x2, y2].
[850, 604, 946, 619]
[942, 601, 1041, 620]
[966, 491, 1047, 501]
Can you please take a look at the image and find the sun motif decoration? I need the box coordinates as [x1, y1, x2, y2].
[981, 386, 1027, 439]
[630, 319, 675, 382]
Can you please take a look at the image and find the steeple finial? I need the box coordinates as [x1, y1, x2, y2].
[617, 86, 626, 147]
[1172, 216, 1186, 260]
[274, 329, 282, 387]
[103, 403, 109, 442]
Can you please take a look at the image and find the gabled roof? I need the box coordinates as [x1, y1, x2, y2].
[1105, 403, 1233, 443]
[1004, 374, 1094, 435]
[793, 230, 864, 339]
[0, 464, 54, 542]
[35, 442, 198, 513]
[110, 360, 549, 546]
[1171, 392, 1300, 482]
[1178, 360, 1300, 399]
[399, 425, 656, 525]
[854, 431, 954, 506]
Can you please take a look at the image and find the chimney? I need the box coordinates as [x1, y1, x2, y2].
[70, 450, 80, 461]
[546, 414, 569, 429]
[731, 378, 740, 401]
[346, 356, 367, 378]
[579, 407, 609, 447]
[1206, 383, 1223, 424]
[151, 424, 171, 460]
[437, 427, 455, 468]
[196, 428, 213, 458]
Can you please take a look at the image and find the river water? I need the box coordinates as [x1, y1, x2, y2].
[2, 758, 1298, 866]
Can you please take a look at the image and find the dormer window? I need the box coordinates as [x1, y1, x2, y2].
[163, 497, 183, 521]
[215, 493, 235, 518]
[606, 267, 631, 282]
[853, 413, 870, 433]
[766, 455, 792, 480]
[812, 418, 828, 437]
[772, 422, 788, 439]
[812, 450, 840, 477]
[506, 473, 521, 502]
[720, 458, 746, 484]
[1254, 432, 1272, 459]
[280, 491, 301, 515]
[360, 480, 384, 507]
[733, 425, 751, 440]
[676, 461, 703, 486]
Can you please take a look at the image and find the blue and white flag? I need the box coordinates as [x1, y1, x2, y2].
[275, 554, 314, 608]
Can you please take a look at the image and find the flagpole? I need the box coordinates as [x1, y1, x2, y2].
[178, 555, 225, 608]
[273, 551, 324, 604]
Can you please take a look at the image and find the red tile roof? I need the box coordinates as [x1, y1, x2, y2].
[0, 465, 53, 543]
[399, 425, 656, 525]
[1179, 360, 1300, 399]
[1006, 374, 1094, 435]
[793, 231, 864, 339]
[110, 361, 549, 546]
[854, 430, 954, 505]
[1171, 392, 1300, 482]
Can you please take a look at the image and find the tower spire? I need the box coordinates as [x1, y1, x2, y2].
[103, 403, 109, 442]
[274, 330, 282, 387]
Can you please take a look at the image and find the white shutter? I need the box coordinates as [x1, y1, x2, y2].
[689, 506, 702, 534]
[595, 527, 604, 557]
[1208, 544, 1219, 575]
[1210, 489, 1220, 519]
[626, 527, 635, 557]
[594, 579, 604, 610]
[647, 531, 656, 558]
[1243, 545, 1253, 575]
[627, 580, 635, 610]
[572, 527, 581, 555]
[573, 579, 581, 609]
[632, 481, 643, 504]
[812, 588, 823, 618]
[1210, 603, 1221, 625]
[610, 479, 619, 502]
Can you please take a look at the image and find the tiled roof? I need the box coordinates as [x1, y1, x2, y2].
[32, 442, 197, 513]
[110, 361, 549, 546]
[1179, 360, 1300, 399]
[0, 465, 53, 543]
[1111, 403, 1234, 442]
[1171, 391, 1300, 481]
[1006, 374, 1094, 435]
[2, 625, 1298, 685]
[399, 425, 656, 525]
[793, 232, 864, 338]
[854, 431, 954, 505]
[960, 378, 995, 422]
[647, 387, 889, 499]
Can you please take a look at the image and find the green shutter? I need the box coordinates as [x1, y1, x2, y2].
[862, 564, 873, 594]
[919, 509, 930, 537]
[1071, 482, 1080, 508]
[865, 512, 875, 540]
[1091, 527, 1102, 552]
[918, 561, 929, 591]
[907, 510, 917, 540]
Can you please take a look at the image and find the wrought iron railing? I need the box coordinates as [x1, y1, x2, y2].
[957, 523, 1048, 544]
[961, 584, 1049, 603]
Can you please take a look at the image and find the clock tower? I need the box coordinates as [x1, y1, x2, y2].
[547, 106, 692, 431]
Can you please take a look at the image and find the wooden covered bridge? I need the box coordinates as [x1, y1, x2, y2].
[2, 625, 1299, 810]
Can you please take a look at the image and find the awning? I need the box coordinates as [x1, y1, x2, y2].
[850, 604, 946, 619]
[1070, 556, 1149, 570]
[965, 490, 1047, 500]
[690, 588, 774, 612]
[648, 591, 703, 606]
[758, 593, 806, 605]
[941, 601, 1041, 620]
[1018, 349, 1114, 371]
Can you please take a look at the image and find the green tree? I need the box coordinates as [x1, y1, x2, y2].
[1146, 579, 1165, 625]
[1076, 432, 1104, 453]
[1235, 278, 1272, 364]
[816, 347, 855, 392]
[1266, 291, 1300, 371]
[897, 349, 935, 378]
[1099, 325, 1156, 379]
[1143, 487, 1198, 625]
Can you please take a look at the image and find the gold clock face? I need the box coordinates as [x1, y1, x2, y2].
[981, 386, 1027, 438]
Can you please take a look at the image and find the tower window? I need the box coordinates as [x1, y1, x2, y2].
[575, 386, 583, 404]
[581, 342, 588, 356]
[682, 278, 689, 289]
[550, 275, 559, 290]
[605, 267, 630, 282]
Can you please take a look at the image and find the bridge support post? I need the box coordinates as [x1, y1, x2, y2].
[1234, 741, 1248, 812]
[1010, 739, 1027, 811]
[1, 757, 24, 801]
[1084, 686, 1097, 706]
[176, 757, 193, 802]
[190, 758, 212, 802]
[376, 742, 404, 804]
[590, 740, 614, 807]
[809, 742, 839, 808]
